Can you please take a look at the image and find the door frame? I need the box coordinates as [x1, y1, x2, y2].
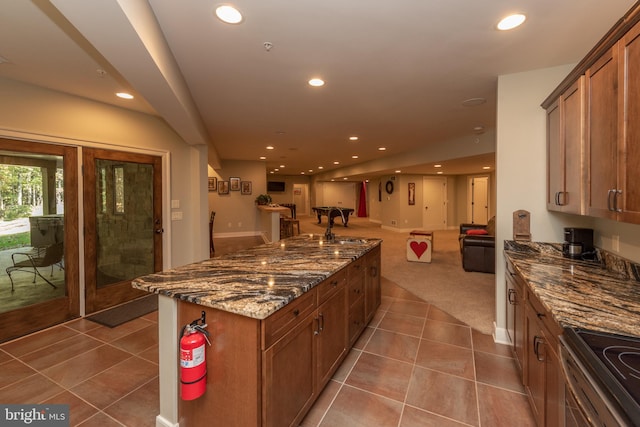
[0, 138, 80, 342]
[83, 147, 163, 313]
[422, 176, 447, 230]
[467, 175, 490, 224]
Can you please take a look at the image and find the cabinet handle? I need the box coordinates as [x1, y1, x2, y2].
[370, 266, 378, 278]
[293, 309, 300, 316]
[536, 312, 545, 319]
[615, 189, 623, 213]
[331, 280, 339, 287]
[314, 317, 320, 335]
[319, 313, 324, 332]
[607, 189, 615, 211]
[533, 336, 545, 362]
[555, 191, 561, 206]
[507, 289, 517, 305]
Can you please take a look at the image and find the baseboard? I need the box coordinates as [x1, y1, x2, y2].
[156, 415, 178, 427]
[492, 323, 511, 345]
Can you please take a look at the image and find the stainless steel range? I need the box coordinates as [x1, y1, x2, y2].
[560, 327, 640, 426]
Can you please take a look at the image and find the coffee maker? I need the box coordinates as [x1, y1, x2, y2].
[563, 227, 594, 259]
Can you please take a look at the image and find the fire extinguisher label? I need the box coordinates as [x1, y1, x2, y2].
[180, 344, 205, 368]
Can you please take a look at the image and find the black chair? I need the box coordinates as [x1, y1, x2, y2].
[210, 211, 216, 255]
[6, 242, 64, 291]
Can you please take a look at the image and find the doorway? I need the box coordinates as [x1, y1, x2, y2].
[83, 148, 163, 313]
[0, 138, 79, 342]
[467, 176, 489, 224]
[293, 184, 308, 216]
[422, 177, 447, 230]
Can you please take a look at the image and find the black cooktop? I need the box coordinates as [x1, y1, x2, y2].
[565, 327, 640, 425]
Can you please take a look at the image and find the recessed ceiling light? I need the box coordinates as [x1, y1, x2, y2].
[308, 78, 325, 87]
[318, 166, 324, 169]
[308, 169, 313, 172]
[116, 92, 134, 99]
[301, 172, 305, 175]
[434, 164, 442, 168]
[266, 146, 274, 150]
[333, 161, 340, 165]
[395, 170, 401, 173]
[378, 147, 386, 151]
[349, 136, 358, 141]
[259, 156, 266, 160]
[352, 155, 359, 159]
[215, 5, 243, 24]
[274, 168, 279, 172]
[343, 177, 348, 180]
[437, 171, 443, 175]
[497, 13, 526, 31]
[483, 166, 491, 170]
[279, 164, 285, 168]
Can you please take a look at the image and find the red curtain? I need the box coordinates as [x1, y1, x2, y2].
[358, 181, 368, 217]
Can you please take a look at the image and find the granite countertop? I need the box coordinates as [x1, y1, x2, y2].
[504, 241, 640, 338]
[132, 234, 381, 320]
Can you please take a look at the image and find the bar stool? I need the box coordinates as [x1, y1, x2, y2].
[283, 217, 300, 236]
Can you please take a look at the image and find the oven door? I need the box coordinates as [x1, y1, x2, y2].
[559, 336, 632, 427]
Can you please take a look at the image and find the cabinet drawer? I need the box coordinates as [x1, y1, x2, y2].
[263, 290, 317, 349]
[318, 269, 346, 305]
[348, 257, 366, 281]
[527, 291, 562, 350]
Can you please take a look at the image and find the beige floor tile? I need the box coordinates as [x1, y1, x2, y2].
[400, 405, 470, 427]
[415, 339, 475, 380]
[363, 329, 420, 363]
[474, 350, 524, 393]
[319, 385, 403, 427]
[422, 319, 472, 348]
[477, 383, 536, 427]
[377, 311, 426, 337]
[406, 366, 479, 426]
[345, 352, 414, 402]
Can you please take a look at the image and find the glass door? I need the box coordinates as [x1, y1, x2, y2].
[0, 138, 79, 343]
[83, 148, 163, 313]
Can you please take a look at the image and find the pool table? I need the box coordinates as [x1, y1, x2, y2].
[312, 206, 355, 227]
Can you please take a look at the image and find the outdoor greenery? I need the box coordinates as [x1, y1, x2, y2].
[0, 231, 30, 250]
[0, 165, 43, 220]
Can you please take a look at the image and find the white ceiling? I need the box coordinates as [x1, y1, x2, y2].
[0, 0, 636, 179]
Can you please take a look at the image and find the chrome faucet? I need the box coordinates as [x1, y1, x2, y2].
[324, 207, 345, 242]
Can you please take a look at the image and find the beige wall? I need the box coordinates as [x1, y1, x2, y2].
[0, 76, 209, 269]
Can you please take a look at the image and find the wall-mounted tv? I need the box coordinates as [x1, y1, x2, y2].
[267, 181, 285, 192]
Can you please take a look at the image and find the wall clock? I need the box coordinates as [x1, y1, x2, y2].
[385, 180, 394, 194]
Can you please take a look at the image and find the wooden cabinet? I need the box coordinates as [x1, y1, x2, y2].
[177, 246, 381, 427]
[365, 246, 381, 324]
[347, 256, 366, 346]
[546, 78, 585, 214]
[544, 6, 640, 225]
[585, 45, 619, 220]
[505, 258, 524, 375]
[522, 278, 564, 427]
[616, 20, 640, 223]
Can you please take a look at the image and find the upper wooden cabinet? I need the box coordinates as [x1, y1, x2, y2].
[545, 6, 640, 225]
[546, 78, 585, 214]
[585, 46, 619, 220]
[617, 20, 640, 223]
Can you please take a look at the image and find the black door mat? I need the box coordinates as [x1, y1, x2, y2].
[86, 294, 158, 328]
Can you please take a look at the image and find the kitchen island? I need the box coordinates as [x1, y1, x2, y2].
[132, 234, 381, 427]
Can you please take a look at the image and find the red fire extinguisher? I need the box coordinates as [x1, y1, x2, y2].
[180, 311, 211, 400]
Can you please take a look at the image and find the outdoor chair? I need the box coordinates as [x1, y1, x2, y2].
[6, 242, 63, 292]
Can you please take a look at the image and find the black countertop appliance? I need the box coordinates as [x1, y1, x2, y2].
[563, 227, 594, 259]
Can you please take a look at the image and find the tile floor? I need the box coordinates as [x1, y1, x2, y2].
[0, 280, 535, 426]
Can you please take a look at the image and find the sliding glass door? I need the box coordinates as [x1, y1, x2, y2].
[0, 138, 79, 342]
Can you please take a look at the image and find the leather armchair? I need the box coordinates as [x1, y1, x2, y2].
[459, 220, 495, 274]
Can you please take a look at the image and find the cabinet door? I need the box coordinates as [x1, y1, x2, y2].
[525, 303, 545, 427]
[544, 344, 563, 427]
[365, 247, 381, 323]
[546, 99, 563, 211]
[263, 313, 316, 427]
[506, 263, 524, 376]
[316, 287, 347, 388]
[618, 20, 640, 223]
[586, 46, 619, 219]
[562, 78, 585, 214]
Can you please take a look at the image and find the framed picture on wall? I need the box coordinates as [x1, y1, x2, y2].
[208, 177, 217, 192]
[229, 177, 241, 191]
[241, 181, 252, 195]
[218, 181, 229, 195]
[408, 182, 415, 205]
